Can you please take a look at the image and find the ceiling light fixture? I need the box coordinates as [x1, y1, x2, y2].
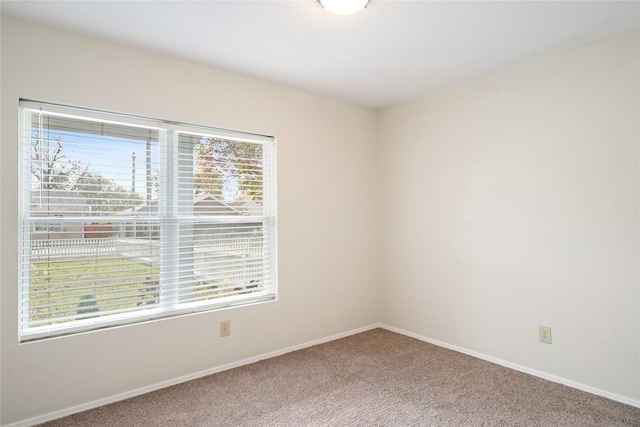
[318, 0, 370, 15]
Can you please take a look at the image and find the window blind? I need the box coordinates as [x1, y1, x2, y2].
[19, 101, 277, 341]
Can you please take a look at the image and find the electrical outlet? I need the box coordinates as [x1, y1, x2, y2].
[539, 325, 552, 344]
[220, 320, 231, 337]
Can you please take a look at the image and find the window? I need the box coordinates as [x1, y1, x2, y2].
[19, 100, 277, 341]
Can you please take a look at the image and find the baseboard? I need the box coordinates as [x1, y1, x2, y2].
[5, 324, 379, 427]
[379, 323, 640, 409]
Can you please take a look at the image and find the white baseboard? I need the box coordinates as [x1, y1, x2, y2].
[378, 323, 640, 409]
[5, 324, 379, 427]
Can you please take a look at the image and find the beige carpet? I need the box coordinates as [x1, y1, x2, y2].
[39, 328, 640, 426]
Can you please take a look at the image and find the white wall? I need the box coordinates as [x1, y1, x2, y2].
[2, 14, 639, 427]
[0, 16, 379, 425]
[379, 29, 639, 401]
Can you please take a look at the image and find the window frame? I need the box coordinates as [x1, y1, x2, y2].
[18, 100, 277, 341]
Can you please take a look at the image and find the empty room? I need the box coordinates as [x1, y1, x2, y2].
[1, 1, 639, 426]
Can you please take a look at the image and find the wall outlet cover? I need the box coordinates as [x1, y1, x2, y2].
[539, 325, 552, 344]
[220, 320, 231, 337]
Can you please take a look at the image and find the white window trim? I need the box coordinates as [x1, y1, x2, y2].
[18, 100, 277, 341]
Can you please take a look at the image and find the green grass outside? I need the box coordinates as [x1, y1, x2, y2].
[29, 257, 260, 328]
[29, 258, 160, 326]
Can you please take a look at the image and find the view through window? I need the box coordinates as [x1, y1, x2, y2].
[19, 101, 277, 341]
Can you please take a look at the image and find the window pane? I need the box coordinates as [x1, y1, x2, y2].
[30, 115, 159, 217]
[182, 133, 264, 216]
[24, 111, 162, 332]
[174, 132, 270, 306]
[27, 245, 160, 327]
[175, 221, 268, 304]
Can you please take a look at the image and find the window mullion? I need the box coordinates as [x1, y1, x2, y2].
[160, 129, 179, 309]
[177, 133, 195, 303]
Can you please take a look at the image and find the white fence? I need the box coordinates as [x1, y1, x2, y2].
[31, 237, 260, 260]
[30, 238, 118, 261]
[30, 238, 160, 265]
[29, 237, 263, 285]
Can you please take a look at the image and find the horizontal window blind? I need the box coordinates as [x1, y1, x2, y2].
[19, 101, 277, 341]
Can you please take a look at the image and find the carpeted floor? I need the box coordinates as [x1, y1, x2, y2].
[39, 328, 640, 426]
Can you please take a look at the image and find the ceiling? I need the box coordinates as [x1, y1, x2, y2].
[2, 1, 639, 108]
